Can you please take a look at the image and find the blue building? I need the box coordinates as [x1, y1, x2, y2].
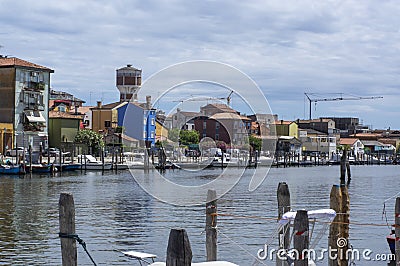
[122, 97, 156, 147]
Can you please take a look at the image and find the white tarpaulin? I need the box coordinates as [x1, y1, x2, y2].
[279, 209, 336, 225]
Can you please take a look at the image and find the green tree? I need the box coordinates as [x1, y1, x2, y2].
[74, 129, 104, 153]
[168, 128, 180, 142]
[249, 135, 262, 151]
[179, 130, 199, 145]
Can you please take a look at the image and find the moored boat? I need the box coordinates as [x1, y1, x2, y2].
[80, 155, 112, 170]
[0, 164, 25, 175]
[25, 163, 53, 174]
[61, 163, 81, 171]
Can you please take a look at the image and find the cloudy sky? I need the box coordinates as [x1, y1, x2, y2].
[1, 0, 399, 129]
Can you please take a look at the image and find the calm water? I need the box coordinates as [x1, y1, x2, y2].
[0, 165, 399, 265]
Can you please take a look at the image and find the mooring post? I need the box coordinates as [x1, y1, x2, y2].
[339, 185, 349, 266]
[346, 161, 351, 180]
[59, 148, 63, 173]
[166, 228, 192, 266]
[101, 149, 104, 173]
[293, 210, 309, 266]
[395, 197, 400, 265]
[277, 182, 291, 266]
[329, 185, 342, 266]
[39, 144, 43, 164]
[340, 149, 347, 181]
[59, 193, 77, 266]
[206, 189, 217, 261]
[28, 144, 32, 174]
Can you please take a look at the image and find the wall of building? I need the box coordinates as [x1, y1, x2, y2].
[0, 68, 16, 123]
[91, 109, 113, 133]
[49, 118, 80, 148]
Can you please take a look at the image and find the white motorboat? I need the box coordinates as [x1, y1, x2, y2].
[79, 155, 112, 170]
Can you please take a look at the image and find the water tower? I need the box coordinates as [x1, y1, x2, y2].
[116, 64, 142, 102]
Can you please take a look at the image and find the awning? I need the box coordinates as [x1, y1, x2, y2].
[24, 111, 46, 123]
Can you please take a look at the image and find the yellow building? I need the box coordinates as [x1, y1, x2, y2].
[156, 120, 169, 141]
[0, 123, 13, 154]
[273, 120, 298, 138]
[91, 101, 127, 133]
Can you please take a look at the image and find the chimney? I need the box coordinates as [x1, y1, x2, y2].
[97, 101, 102, 108]
[127, 64, 132, 67]
[280, 119, 283, 125]
[146, 96, 151, 109]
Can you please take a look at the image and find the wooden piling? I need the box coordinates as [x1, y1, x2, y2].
[28, 144, 32, 174]
[339, 185, 350, 266]
[101, 149, 104, 173]
[206, 189, 217, 261]
[293, 210, 309, 266]
[277, 182, 291, 266]
[59, 148, 63, 173]
[39, 144, 43, 164]
[340, 149, 347, 181]
[59, 193, 77, 266]
[329, 185, 342, 266]
[395, 197, 400, 265]
[166, 228, 192, 266]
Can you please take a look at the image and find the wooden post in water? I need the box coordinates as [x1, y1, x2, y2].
[166, 228, 192, 266]
[59, 193, 77, 266]
[206, 189, 217, 261]
[339, 185, 350, 266]
[39, 144, 43, 164]
[59, 148, 63, 173]
[293, 210, 309, 266]
[84, 152, 87, 171]
[395, 197, 400, 265]
[329, 185, 342, 266]
[340, 149, 347, 181]
[277, 182, 291, 266]
[28, 144, 32, 174]
[101, 149, 104, 173]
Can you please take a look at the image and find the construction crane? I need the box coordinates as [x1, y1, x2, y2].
[174, 90, 234, 106]
[304, 92, 383, 120]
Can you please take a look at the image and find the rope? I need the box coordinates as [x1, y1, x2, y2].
[212, 212, 399, 227]
[217, 228, 270, 266]
[59, 233, 97, 266]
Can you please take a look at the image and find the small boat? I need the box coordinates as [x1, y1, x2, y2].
[61, 163, 81, 171]
[25, 163, 53, 174]
[0, 164, 24, 175]
[80, 155, 112, 170]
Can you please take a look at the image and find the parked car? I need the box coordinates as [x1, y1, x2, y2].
[6, 147, 26, 157]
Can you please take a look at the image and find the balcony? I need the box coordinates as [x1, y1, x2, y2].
[23, 123, 45, 132]
[24, 81, 46, 91]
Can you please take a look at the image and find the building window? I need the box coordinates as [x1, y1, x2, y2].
[151, 131, 155, 138]
[216, 122, 220, 129]
[143, 131, 146, 139]
[151, 118, 155, 125]
[203, 133, 207, 138]
[203, 121, 207, 129]
[104, 120, 111, 128]
[215, 134, 219, 140]
[144, 117, 147, 125]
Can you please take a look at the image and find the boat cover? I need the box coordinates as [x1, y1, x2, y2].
[279, 209, 336, 225]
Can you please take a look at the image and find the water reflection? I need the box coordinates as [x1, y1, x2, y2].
[0, 166, 398, 265]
